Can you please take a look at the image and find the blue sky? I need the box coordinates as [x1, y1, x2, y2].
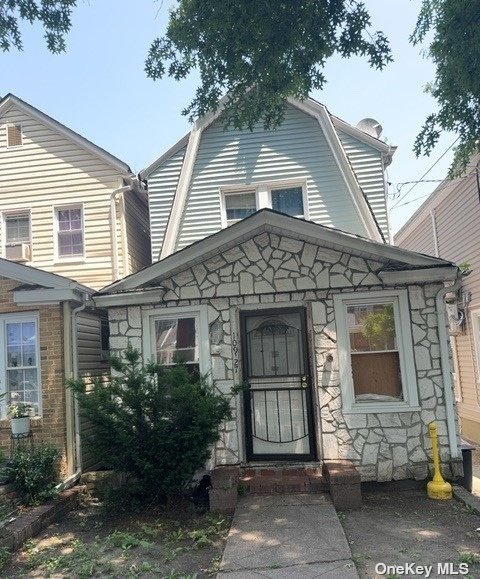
[1, 0, 454, 234]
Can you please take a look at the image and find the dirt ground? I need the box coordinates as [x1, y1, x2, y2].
[1, 494, 231, 578]
[341, 489, 480, 579]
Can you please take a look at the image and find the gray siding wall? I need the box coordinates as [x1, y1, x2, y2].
[338, 130, 389, 241]
[148, 147, 186, 260]
[395, 171, 480, 440]
[76, 310, 108, 471]
[175, 104, 370, 250]
[124, 192, 151, 273]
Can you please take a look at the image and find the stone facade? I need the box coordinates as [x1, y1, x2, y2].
[108, 232, 462, 481]
[0, 277, 67, 474]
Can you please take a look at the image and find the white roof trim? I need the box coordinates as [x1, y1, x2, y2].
[0, 94, 132, 175]
[94, 289, 165, 307]
[330, 115, 395, 156]
[99, 210, 452, 295]
[290, 98, 383, 242]
[379, 267, 458, 285]
[13, 288, 85, 305]
[139, 133, 189, 180]
[0, 258, 93, 293]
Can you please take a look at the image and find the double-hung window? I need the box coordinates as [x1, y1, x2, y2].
[2, 314, 41, 417]
[223, 191, 257, 226]
[55, 206, 84, 258]
[5, 212, 30, 245]
[144, 306, 210, 377]
[334, 290, 419, 413]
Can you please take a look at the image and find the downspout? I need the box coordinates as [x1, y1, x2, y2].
[436, 276, 463, 459]
[58, 294, 89, 490]
[110, 178, 137, 281]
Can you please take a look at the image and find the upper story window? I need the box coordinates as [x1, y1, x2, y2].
[220, 180, 307, 227]
[55, 206, 84, 259]
[334, 290, 419, 414]
[271, 186, 304, 218]
[6, 124, 23, 148]
[224, 191, 257, 226]
[3, 211, 31, 262]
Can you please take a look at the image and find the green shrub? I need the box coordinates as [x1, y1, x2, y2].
[11, 443, 59, 505]
[68, 346, 232, 501]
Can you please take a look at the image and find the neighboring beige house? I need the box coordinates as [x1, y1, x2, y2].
[0, 93, 151, 290]
[395, 157, 480, 443]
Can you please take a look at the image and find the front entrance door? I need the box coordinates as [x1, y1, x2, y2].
[241, 308, 315, 461]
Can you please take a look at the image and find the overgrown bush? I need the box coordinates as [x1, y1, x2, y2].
[68, 346, 232, 501]
[11, 443, 59, 505]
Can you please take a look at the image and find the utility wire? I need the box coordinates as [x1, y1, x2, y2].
[391, 137, 459, 209]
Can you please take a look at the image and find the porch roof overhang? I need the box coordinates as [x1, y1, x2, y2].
[97, 209, 457, 299]
[0, 258, 94, 306]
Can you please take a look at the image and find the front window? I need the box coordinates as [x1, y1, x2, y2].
[154, 316, 199, 374]
[347, 303, 402, 402]
[271, 186, 304, 218]
[334, 290, 419, 413]
[55, 206, 84, 258]
[5, 212, 30, 245]
[5, 318, 40, 416]
[224, 191, 256, 226]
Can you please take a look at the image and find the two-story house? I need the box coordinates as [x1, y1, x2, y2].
[96, 98, 463, 486]
[0, 94, 150, 480]
[395, 158, 480, 445]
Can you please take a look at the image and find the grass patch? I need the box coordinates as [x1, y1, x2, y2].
[458, 551, 480, 564]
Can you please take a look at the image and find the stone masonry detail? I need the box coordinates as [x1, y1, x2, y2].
[108, 232, 462, 482]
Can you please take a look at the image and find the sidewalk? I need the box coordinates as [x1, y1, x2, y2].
[217, 494, 358, 578]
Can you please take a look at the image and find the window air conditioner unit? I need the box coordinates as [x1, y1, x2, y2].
[5, 243, 31, 262]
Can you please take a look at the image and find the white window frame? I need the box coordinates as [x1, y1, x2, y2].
[220, 178, 309, 228]
[2, 209, 32, 258]
[6, 123, 23, 149]
[0, 312, 42, 418]
[220, 188, 258, 228]
[334, 289, 420, 414]
[53, 204, 85, 262]
[142, 305, 211, 377]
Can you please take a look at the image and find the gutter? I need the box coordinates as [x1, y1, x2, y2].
[57, 293, 90, 491]
[436, 276, 463, 459]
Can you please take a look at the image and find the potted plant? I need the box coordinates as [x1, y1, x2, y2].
[8, 402, 32, 436]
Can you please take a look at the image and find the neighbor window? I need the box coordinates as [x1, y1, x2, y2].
[154, 316, 199, 374]
[271, 186, 304, 218]
[6, 124, 22, 148]
[224, 191, 256, 225]
[4, 317, 40, 416]
[55, 206, 84, 258]
[334, 290, 419, 412]
[5, 212, 30, 245]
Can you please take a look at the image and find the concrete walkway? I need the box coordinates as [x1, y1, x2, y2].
[217, 494, 359, 578]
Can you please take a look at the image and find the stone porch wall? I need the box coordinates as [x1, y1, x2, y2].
[108, 232, 462, 482]
[0, 277, 67, 474]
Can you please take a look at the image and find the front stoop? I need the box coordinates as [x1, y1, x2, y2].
[239, 464, 327, 495]
[323, 460, 362, 510]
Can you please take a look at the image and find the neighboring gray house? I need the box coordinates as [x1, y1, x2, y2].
[96, 208, 462, 484]
[395, 157, 480, 445]
[142, 97, 395, 259]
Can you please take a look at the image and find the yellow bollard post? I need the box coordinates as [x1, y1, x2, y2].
[427, 422, 452, 500]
